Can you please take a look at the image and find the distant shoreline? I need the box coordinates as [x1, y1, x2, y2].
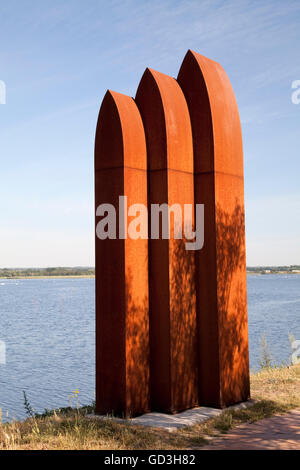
[0, 268, 95, 279]
[1, 273, 299, 280]
[1, 265, 300, 280]
[247, 271, 300, 275]
[0, 275, 95, 280]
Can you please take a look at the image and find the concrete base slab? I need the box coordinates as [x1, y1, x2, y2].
[87, 400, 256, 432]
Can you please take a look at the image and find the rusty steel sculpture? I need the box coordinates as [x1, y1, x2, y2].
[95, 50, 250, 417]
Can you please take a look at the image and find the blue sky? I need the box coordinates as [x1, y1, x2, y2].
[0, 0, 299, 267]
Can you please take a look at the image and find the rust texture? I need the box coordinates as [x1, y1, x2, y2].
[95, 50, 250, 416]
[178, 50, 250, 408]
[95, 90, 150, 417]
[136, 69, 198, 413]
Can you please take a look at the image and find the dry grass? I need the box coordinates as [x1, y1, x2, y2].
[250, 363, 300, 408]
[0, 365, 299, 450]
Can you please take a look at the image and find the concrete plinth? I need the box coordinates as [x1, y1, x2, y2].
[87, 401, 256, 433]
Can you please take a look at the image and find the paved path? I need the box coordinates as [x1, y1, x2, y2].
[202, 410, 300, 450]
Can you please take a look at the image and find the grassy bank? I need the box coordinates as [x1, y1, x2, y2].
[0, 364, 299, 450]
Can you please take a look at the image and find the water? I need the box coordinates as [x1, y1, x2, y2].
[0, 278, 95, 422]
[0, 275, 299, 422]
[247, 274, 300, 370]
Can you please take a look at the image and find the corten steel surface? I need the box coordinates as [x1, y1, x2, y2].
[136, 69, 198, 413]
[95, 90, 150, 417]
[95, 50, 250, 417]
[178, 50, 250, 408]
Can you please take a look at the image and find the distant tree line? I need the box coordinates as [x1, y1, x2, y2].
[0, 267, 95, 278]
[1, 265, 299, 278]
[247, 265, 300, 274]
